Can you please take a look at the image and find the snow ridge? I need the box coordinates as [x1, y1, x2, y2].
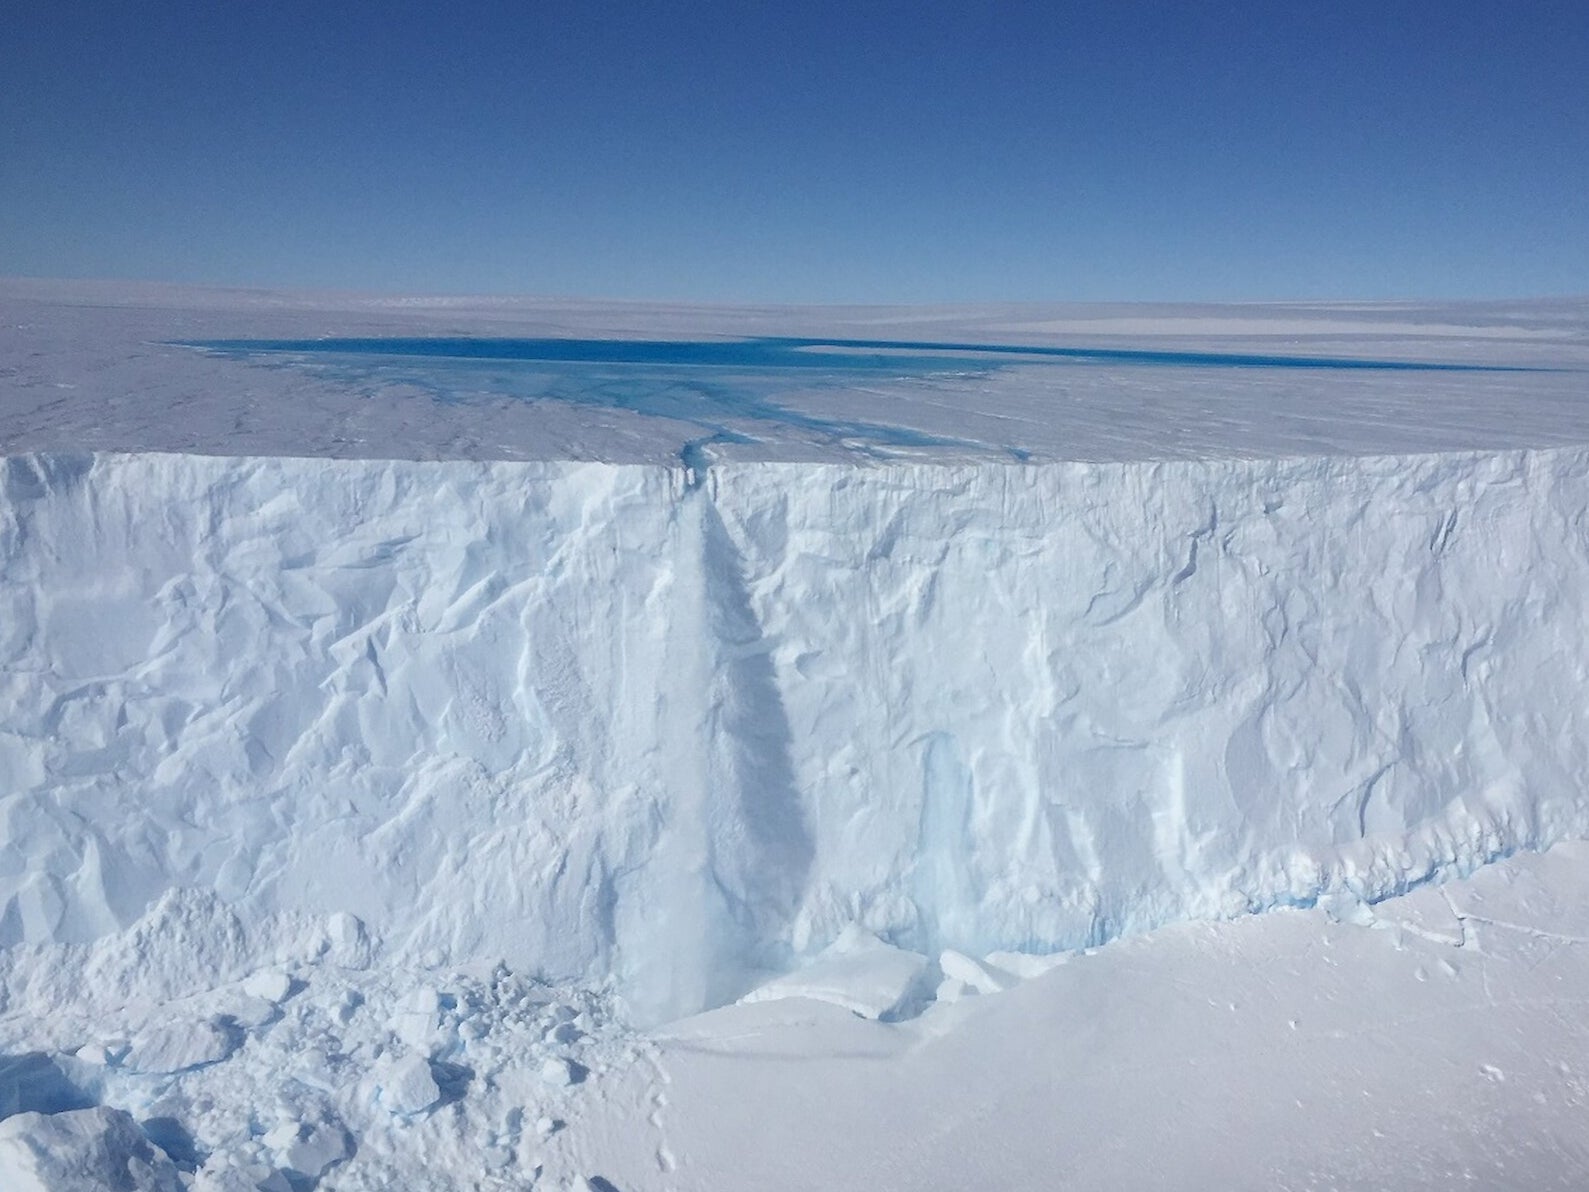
[4, 447, 1589, 1022]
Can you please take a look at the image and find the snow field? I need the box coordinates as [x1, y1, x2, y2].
[607, 842, 1589, 1191]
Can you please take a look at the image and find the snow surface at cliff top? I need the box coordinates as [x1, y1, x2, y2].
[4, 278, 1586, 464]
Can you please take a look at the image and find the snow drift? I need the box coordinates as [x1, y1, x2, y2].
[3, 448, 1588, 1022]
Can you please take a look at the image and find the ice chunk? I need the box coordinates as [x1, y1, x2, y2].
[218, 995, 279, 1031]
[545, 1020, 583, 1046]
[74, 889, 252, 1007]
[124, 1019, 240, 1074]
[241, 969, 294, 1004]
[984, 951, 1069, 981]
[392, 987, 443, 1048]
[939, 949, 1013, 994]
[321, 912, 372, 969]
[191, 1163, 293, 1192]
[378, 1054, 441, 1117]
[262, 1118, 349, 1181]
[934, 977, 976, 1003]
[281, 1042, 351, 1096]
[71, 1042, 124, 1068]
[540, 1056, 578, 1087]
[741, 928, 930, 1020]
[1317, 891, 1377, 927]
[0, 1105, 184, 1192]
[0, 1052, 96, 1117]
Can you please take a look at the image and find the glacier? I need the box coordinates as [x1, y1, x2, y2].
[7, 282, 1589, 1189]
[6, 445, 1588, 1023]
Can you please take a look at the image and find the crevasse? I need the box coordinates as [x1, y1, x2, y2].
[3, 448, 1588, 1022]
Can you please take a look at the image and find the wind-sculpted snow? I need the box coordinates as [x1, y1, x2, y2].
[3, 448, 1589, 1024]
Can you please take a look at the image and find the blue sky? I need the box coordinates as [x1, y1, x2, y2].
[2, 1, 1585, 303]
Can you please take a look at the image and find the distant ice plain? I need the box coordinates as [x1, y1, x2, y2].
[5, 277, 1588, 463]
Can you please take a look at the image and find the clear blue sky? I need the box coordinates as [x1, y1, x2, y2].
[3, 1, 1585, 303]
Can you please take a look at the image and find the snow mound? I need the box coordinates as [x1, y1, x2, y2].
[5, 448, 1589, 1022]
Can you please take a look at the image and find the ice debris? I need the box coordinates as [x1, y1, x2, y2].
[124, 1019, 240, 1075]
[540, 1056, 586, 1088]
[262, 1117, 350, 1181]
[240, 970, 294, 1005]
[377, 1054, 440, 1117]
[0, 1106, 184, 1192]
[741, 927, 931, 1020]
[939, 949, 1015, 995]
[0, 895, 627, 1188]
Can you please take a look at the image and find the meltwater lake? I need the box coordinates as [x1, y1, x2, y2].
[193, 334, 1513, 374]
[184, 335, 1542, 464]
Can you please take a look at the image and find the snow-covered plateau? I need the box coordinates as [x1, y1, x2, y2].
[4, 281, 1589, 1189]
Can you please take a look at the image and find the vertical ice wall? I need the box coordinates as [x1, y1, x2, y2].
[3, 448, 1589, 1019]
[711, 451, 1589, 960]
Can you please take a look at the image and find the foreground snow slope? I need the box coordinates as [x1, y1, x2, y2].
[584, 842, 1589, 1192]
[6, 446, 1589, 1022]
[7, 843, 1588, 1191]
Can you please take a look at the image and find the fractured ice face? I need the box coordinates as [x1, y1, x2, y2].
[6, 446, 1588, 1025]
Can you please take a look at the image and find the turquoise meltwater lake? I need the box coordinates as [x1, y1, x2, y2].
[184, 335, 1530, 463]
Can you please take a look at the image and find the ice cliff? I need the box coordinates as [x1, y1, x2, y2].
[3, 448, 1587, 1022]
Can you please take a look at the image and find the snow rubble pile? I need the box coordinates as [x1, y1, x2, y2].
[5, 448, 1589, 1022]
[0, 886, 634, 1190]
